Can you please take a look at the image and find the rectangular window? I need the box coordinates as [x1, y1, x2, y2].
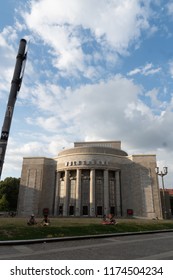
[59, 181, 65, 204]
[69, 179, 76, 203]
[81, 179, 90, 204]
[96, 178, 103, 205]
[109, 180, 115, 205]
[95, 170, 104, 207]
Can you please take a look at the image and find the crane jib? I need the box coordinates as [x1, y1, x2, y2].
[0, 38, 27, 179]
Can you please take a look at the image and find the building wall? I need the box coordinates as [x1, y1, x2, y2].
[17, 142, 162, 219]
[74, 141, 121, 149]
[121, 155, 162, 219]
[130, 155, 162, 219]
[17, 157, 56, 216]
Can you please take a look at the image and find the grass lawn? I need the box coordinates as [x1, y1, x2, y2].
[0, 217, 173, 241]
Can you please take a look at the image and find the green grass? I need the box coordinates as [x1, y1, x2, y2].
[0, 217, 173, 241]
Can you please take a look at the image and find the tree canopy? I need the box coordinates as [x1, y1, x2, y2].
[0, 177, 20, 211]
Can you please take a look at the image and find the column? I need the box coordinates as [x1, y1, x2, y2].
[104, 169, 109, 216]
[75, 169, 81, 216]
[90, 169, 95, 216]
[63, 170, 69, 216]
[54, 171, 60, 216]
[116, 170, 121, 216]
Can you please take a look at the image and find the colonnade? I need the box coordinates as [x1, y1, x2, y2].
[54, 169, 122, 217]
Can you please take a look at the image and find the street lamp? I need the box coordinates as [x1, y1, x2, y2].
[155, 166, 168, 219]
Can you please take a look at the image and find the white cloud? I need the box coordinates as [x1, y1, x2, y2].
[145, 88, 161, 107]
[128, 68, 141, 76]
[22, 0, 151, 76]
[128, 62, 161, 76]
[26, 116, 62, 132]
[21, 74, 173, 155]
[0, 29, 18, 94]
[144, 67, 161, 75]
[2, 140, 47, 179]
[2, 72, 173, 187]
[2, 132, 73, 179]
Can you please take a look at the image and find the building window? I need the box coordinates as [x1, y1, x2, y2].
[82, 178, 90, 205]
[81, 170, 90, 209]
[95, 170, 104, 208]
[59, 180, 65, 204]
[96, 178, 103, 205]
[69, 179, 76, 204]
[109, 180, 116, 206]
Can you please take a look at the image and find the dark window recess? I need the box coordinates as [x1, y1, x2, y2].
[110, 206, 115, 215]
[97, 206, 103, 216]
[69, 205, 74, 215]
[83, 206, 88, 215]
[59, 205, 63, 215]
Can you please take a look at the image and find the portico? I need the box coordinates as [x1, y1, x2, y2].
[54, 168, 121, 217]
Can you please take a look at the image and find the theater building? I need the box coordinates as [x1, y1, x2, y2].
[17, 141, 162, 219]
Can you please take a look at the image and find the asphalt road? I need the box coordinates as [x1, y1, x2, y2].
[1, 232, 173, 260]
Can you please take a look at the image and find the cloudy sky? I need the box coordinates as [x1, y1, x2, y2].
[0, 0, 173, 188]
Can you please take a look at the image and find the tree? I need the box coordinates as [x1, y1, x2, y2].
[0, 177, 20, 211]
[0, 194, 9, 211]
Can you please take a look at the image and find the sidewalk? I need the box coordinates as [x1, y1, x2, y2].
[1, 228, 173, 246]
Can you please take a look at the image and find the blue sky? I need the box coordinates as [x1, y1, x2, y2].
[0, 0, 173, 188]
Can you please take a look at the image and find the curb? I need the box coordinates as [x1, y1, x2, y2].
[1, 229, 173, 246]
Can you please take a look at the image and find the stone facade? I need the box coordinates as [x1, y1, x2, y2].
[17, 157, 56, 216]
[17, 141, 162, 219]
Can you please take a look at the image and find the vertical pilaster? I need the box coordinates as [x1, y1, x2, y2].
[75, 169, 81, 216]
[54, 171, 60, 216]
[116, 170, 121, 216]
[63, 170, 69, 216]
[90, 169, 95, 216]
[104, 169, 109, 216]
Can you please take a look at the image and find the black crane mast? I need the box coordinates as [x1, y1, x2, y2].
[0, 38, 27, 179]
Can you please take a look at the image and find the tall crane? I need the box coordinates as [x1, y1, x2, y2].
[0, 38, 27, 179]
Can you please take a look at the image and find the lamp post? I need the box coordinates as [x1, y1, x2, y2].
[155, 167, 168, 219]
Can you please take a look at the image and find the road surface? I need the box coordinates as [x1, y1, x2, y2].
[0, 232, 173, 260]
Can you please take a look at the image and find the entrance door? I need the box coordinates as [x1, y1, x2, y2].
[110, 206, 115, 215]
[83, 206, 88, 215]
[97, 206, 103, 216]
[59, 205, 63, 215]
[69, 206, 74, 216]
